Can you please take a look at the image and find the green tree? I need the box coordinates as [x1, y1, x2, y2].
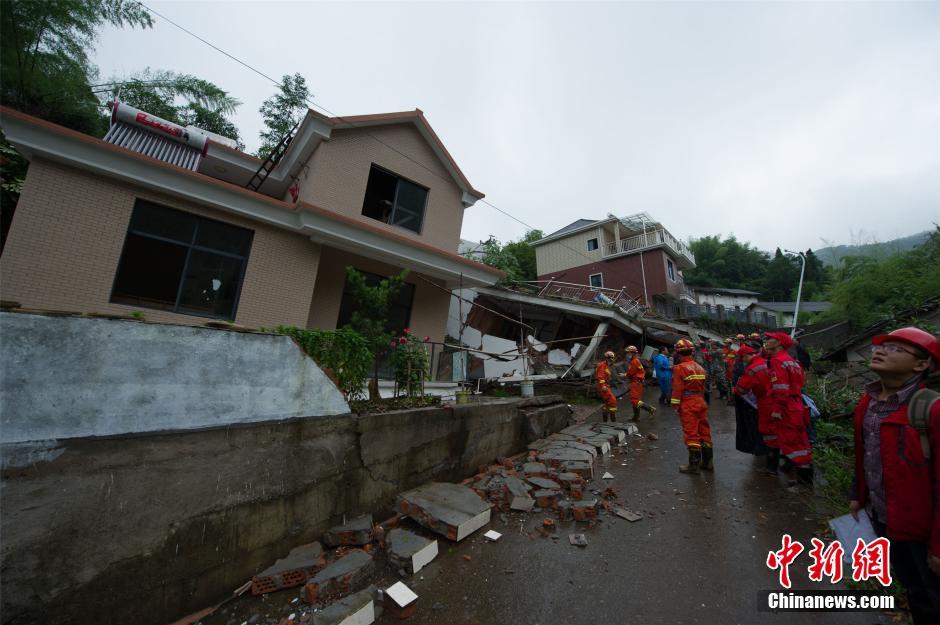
[1, 0, 152, 134]
[257, 73, 309, 158]
[341, 267, 409, 400]
[102, 69, 243, 148]
[818, 227, 940, 329]
[472, 229, 543, 283]
[763, 248, 800, 301]
[683, 235, 770, 291]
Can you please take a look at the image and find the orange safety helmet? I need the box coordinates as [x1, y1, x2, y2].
[674, 338, 695, 352]
[748, 332, 761, 341]
[872, 327, 940, 369]
[604, 350, 616, 359]
[625, 345, 638, 353]
[735, 334, 746, 341]
[724, 338, 733, 344]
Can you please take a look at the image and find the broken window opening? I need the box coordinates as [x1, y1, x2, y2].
[586, 238, 599, 252]
[361, 165, 428, 234]
[111, 200, 252, 320]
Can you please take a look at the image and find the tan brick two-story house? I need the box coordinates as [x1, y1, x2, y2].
[0, 104, 501, 370]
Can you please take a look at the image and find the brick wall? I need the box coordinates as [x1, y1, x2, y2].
[536, 249, 679, 304]
[299, 124, 465, 254]
[0, 158, 321, 328]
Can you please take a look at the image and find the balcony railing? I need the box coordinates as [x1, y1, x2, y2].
[507, 280, 646, 318]
[602, 228, 695, 266]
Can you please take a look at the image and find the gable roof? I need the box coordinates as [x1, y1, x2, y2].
[750, 301, 832, 313]
[325, 109, 484, 201]
[695, 287, 761, 296]
[534, 219, 606, 246]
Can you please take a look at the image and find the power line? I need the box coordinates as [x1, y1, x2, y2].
[135, 1, 633, 278]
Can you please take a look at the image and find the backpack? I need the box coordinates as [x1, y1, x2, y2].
[908, 388, 940, 460]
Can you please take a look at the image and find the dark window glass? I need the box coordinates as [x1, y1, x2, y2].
[361, 165, 428, 234]
[112, 235, 187, 310]
[111, 201, 253, 319]
[589, 273, 603, 288]
[587, 238, 599, 251]
[667, 259, 676, 281]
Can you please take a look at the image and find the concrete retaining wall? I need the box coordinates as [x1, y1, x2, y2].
[0, 396, 570, 625]
[0, 312, 350, 443]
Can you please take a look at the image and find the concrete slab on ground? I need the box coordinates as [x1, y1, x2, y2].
[397, 482, 492, 542]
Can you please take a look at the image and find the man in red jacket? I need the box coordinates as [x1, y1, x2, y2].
[849, 327, 940, 624]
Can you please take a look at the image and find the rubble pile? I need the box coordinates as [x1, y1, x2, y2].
[464, 421, 639, 524]
[196, 418, 644, 625]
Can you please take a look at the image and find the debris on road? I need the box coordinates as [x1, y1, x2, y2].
[387, 529, 438, 576]
[251, 542, 327, 595]
[323, 515, 374, 548]
[568, 533, 589, 547]
[384, 581, 418, 620]
[483, 530, 502, 541]
[614, 508, 643, 522]
[397, 482, 492, 542]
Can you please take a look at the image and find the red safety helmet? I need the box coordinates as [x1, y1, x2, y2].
[625, 345, 638, 353]
[737, 345, 757, 357]
[675, 338, 695, 352]
[763, 331, 794, 350]
[872, 327, 940, 369]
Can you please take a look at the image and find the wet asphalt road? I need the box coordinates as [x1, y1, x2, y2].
[207, 389, 894, 625]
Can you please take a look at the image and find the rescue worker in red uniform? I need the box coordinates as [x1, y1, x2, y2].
[671, 339, 712, 474]
[849, 327, 940, 624]
[723, 338, 737, 403]
[626, 345, 656, 421]
[595, 351, 619, 422]
[733, 344, 771, 457]
[763, 331, 813, 486]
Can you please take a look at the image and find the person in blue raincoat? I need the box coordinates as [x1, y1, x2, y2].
[653, 346, 673, 406]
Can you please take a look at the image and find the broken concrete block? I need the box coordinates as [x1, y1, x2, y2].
[569, 533, 588, 547]
[593, 425, 627, 443]
[556, 472, 584, 489]
[324, 515, 374, 548]
[384, 581, 418, 620]
[537, 447, 593, 466]
[503, 476, 531, 501]
[304, 549, 374, 604]
[397, 482, 492, 542]
[533, 489, 559, 509]
[387, 529, 438, 576]
[251, 542, 326, 595]
[615, 508, 643, 522]
[560, 460, 594, 479]
[522, 462, 547, 476]
[525, 476, 561, 490]
[510, 496, 535, 511]
[313, 585, 376, 625]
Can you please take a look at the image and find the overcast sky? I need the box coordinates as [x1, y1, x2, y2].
[94, 1, 940, 253]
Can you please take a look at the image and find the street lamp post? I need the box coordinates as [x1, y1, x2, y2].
[784, 250, 806, 338]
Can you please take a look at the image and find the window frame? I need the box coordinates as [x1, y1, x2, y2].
[109, 200, 253, 320]
[589, 273, 604, 289]
[361, 164, 430, 235]
[586, 238, 599, 252]
[666, 258, 676, 282]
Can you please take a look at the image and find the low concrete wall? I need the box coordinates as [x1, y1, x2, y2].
[0, 396, 569, 625]
[0, 312, 349, 442]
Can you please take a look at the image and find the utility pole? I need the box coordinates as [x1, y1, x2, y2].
[784, 250, 806, 338]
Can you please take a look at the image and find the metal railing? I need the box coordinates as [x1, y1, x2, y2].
[602, 228, 695, 265]
[509, 279, 647, 318]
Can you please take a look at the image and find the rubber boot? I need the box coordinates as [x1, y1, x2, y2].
[609, 410, 617, 423]
[797, 466, 814, 486]
[765, 448, 779, 474]
[700, 445, 714, 471]
[640, 401, 657, 416]
[679, 447, 702, 474]
[631, 405, 641, 422]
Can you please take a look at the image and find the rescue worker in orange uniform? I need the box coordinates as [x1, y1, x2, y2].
[764, 331, 813, 486]
[595, 351, 619, 422]
[626, 345, 656, 421]
[671, 339, 712, 474]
